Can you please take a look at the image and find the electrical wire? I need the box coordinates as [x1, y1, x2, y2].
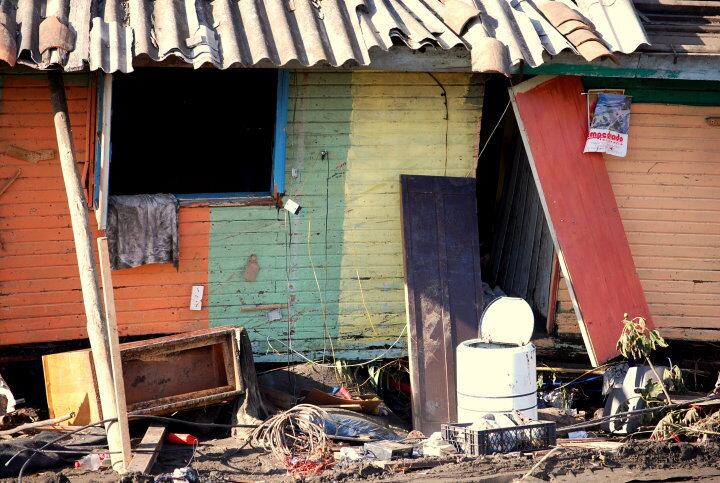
[12, 417, 114, 482]
[283, 209, 296, 399]
[9, 414, 259, 482]
[427, 73, 449, 175]
[556, 394, 720, 433]
[467, 100, 511, 177]
[266, 324, 407, 369]
[322, 150, 336, 364]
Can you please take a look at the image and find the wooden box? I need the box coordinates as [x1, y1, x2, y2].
[42, 328, 243, 425]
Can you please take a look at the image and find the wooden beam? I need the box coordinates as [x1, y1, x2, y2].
[126, 425, 167, 475]
[97, 237, 132, 472]
[47, 72, 123, 471]
[239, 303, 289, 312]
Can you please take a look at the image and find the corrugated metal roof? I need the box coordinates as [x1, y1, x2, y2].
[633, 0, 720, 55]
[0, 0, 649, 74]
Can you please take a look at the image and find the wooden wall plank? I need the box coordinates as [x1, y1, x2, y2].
[207, 72, 483, 359]
[554, 103, 720, 342]
[0, 75, 210, 346]
[489, 137, 554, 319]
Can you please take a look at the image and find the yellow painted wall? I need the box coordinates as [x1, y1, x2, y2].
[338, 73, 483, 343]
[555, 103, 720, 341]
[210, 72, 483, 360]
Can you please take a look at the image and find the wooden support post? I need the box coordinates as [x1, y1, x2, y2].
[126, 425, 167, 474]
[47, 72, 124, 472]
[98, 237, 132, 471]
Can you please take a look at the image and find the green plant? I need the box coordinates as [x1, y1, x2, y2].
[616, 313, 672, 404]
[663, 365, 687, 393]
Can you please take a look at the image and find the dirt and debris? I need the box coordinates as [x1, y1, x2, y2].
[6, 439, 720, 482]
[0, 408, 40, 432]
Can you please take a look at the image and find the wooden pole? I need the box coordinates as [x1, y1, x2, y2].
[47, 72, 124, 472]
[98, 237, 132, 471]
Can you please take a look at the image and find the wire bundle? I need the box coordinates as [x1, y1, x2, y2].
[247, 404, 332, 473]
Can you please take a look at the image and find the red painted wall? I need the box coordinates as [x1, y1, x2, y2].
[514, 76, 652, 365]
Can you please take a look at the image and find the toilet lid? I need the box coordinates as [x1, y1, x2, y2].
[479, 296, 534, 345]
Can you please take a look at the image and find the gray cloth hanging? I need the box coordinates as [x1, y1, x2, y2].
[106, 194, 179, 270]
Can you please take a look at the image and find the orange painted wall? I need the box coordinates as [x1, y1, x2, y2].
[555, 103, 720, 341]
[0, 76, 210, 346]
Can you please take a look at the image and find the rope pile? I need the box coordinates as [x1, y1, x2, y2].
[247, 404, 333, 474]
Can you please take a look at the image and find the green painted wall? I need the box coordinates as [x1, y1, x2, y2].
[583, 78, 720, 105]
[209, 72, 483, 361]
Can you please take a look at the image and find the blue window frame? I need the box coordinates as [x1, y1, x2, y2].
[93, 69, 289, 210]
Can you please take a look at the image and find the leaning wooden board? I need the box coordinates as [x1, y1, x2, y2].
[510, 76, 653, 365]
[400, 175, 483, 435]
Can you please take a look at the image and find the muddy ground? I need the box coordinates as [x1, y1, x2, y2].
[5, 440, 720, 482]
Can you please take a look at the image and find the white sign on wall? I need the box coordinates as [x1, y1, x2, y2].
[190, 285, 204, 311]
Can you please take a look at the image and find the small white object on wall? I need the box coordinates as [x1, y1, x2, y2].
[266, 309, 283, 321]
[283, 198, 301, 215]
[190, 285, 204, 311]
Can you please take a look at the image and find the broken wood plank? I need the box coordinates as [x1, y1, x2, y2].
[126, 425, 167, 475]
[5, 145, 54, 163]
[0, 412, 74, 438]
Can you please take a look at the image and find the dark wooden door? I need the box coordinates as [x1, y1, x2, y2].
[400, 175, 483, 435]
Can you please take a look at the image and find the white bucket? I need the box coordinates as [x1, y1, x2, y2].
[456, 339, 537, 422]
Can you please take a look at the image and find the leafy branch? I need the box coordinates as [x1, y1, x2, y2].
[616, 313, 672, 404]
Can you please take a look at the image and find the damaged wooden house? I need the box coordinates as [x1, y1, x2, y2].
[0, 0, 718, 420]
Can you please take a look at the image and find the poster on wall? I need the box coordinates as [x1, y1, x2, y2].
[584, 93, 632, 157]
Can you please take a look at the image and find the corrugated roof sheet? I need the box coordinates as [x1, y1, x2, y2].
[0, 0, 649, 74]
[633, 0, 720, 55]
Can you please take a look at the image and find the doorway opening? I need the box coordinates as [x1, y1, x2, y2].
[475, 75, 557, 336]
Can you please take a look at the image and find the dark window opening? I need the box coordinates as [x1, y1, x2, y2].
[109, 68, 279, 196]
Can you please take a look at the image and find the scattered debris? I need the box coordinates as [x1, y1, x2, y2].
[301, 387, 382, 414]
[74, 451, 109, 470]
[154, 467, 199, 482]
[0, 412, 74, 439]
[166, 433, 198, 445]
[0, 373, 17, 417]
[421, 431, 457, 457]
[246, 404, 333, 473]
[363, 440, 413, 460]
